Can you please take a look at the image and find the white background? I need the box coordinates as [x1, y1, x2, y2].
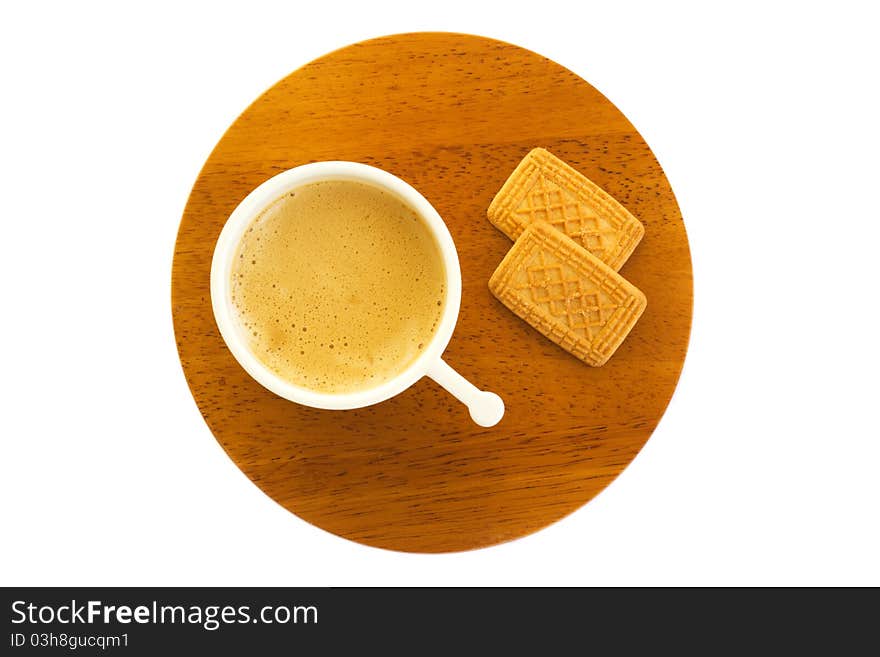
[1, 1, 878, 586]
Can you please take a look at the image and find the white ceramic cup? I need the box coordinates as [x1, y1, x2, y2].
[210, 162, 505, 427]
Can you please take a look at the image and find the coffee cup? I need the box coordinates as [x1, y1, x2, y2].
[210, 162, 504, 427]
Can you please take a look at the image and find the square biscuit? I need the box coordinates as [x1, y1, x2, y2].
[488, 148, 644, 271]
[489, 222, 646, 367]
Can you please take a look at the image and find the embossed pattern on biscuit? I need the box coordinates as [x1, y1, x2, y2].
[487, 148, 644, 271]
[489, 222, 646, 367]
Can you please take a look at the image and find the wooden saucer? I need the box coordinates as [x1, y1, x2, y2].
[172, 33, 693, 552]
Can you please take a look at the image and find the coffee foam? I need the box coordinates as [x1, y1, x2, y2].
[230, 180, 446, 393]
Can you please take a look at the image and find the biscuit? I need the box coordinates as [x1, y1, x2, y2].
[487, 148, 644, 271]
[489, 222, 646, 367]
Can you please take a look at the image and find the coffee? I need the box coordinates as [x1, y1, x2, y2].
[229, 180, 446, 393]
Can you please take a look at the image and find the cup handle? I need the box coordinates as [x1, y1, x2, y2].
[426, 358, 505, 427]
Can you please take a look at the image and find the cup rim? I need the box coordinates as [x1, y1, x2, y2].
[210, 161, 462, 410]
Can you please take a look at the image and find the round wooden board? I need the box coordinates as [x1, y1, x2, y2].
[172, 33, 692, 552]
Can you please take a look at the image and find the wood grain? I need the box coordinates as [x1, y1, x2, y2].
[171, 33, 693, 552]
